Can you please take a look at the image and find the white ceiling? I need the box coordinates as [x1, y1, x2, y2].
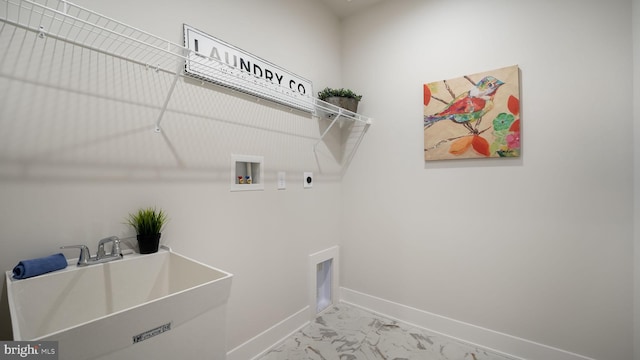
[319, 0, 388, 19]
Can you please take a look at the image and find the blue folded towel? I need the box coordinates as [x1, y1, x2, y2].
[12, 253, 68, 279]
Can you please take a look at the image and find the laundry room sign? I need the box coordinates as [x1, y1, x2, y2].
[183, 24, 314, 112]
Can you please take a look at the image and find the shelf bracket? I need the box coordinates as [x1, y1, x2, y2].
[154, 62, 183, 133]
[313, 109, 344, 151]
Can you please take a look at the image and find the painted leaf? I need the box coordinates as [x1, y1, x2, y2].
[508, 95, 520, 116]
[490, 131, 508, 155]
[472, 135, 490, 156]
[423, 84, 431, 106]
[449, 136, 473, 155]
[509, 119, 520, 132]
[497, 150, 518, 157]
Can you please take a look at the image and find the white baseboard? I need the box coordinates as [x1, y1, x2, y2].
[228, 246, 341, 360]
[226, 305, 311, 360]
[226, 287, 598, 360]
[340, 287, 597, 360]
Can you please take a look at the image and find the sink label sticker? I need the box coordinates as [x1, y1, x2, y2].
[132, 322, 172, 344]
[1, 341, 58, 359]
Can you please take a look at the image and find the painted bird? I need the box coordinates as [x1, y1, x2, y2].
[424, 76, 505, 132]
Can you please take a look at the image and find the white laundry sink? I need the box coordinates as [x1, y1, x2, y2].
[6, 247, 233, 360]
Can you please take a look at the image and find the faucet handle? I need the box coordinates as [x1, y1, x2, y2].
[112, 238, 122, 257]
[97, 236, 121, 258]
[60, 245, 90, 266]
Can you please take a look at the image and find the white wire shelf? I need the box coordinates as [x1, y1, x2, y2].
[0, 0, 372, 160]
[313, 97, 372, 125]
[312, 97, 372, 151]
[0, 0, 372, 137]
[1, 0, 184, 74]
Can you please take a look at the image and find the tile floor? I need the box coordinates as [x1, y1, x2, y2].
[259, 303, 519, 360]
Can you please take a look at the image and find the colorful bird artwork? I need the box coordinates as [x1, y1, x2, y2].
[423, 65, 520, 160]
[424, 76, 504, 132]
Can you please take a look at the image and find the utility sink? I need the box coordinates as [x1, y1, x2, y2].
[6, 247, 233, 360]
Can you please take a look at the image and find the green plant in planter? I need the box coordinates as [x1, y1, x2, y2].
[317, 87, 363, 101]
[126, 207, 167, 254]
[317, 87, 363, 114]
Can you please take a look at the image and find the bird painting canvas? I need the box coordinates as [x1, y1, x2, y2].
[424, 65, 520, 161]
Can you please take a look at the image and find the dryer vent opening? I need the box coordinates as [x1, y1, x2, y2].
[316, 258, 333, 313]
[309, 246, 339, 316]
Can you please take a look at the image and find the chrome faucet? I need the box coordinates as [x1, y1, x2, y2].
[61, 236, 123, 266]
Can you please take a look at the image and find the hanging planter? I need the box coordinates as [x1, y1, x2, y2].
[126, 207, 168, 254]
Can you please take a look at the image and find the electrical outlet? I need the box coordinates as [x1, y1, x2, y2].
[303, 172, 313, 189]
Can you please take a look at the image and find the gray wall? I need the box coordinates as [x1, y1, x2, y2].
[634, 0, 640, 358]
[0, 0, 637, 359]
[340, 1, 634, 359]
[0, 0, 347, 352]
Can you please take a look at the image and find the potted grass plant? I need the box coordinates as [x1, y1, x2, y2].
[126, 207, 167, 254]
[317, 87, 363, 113]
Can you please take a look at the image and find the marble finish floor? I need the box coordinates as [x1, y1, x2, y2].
[259, 304, 518, 360]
